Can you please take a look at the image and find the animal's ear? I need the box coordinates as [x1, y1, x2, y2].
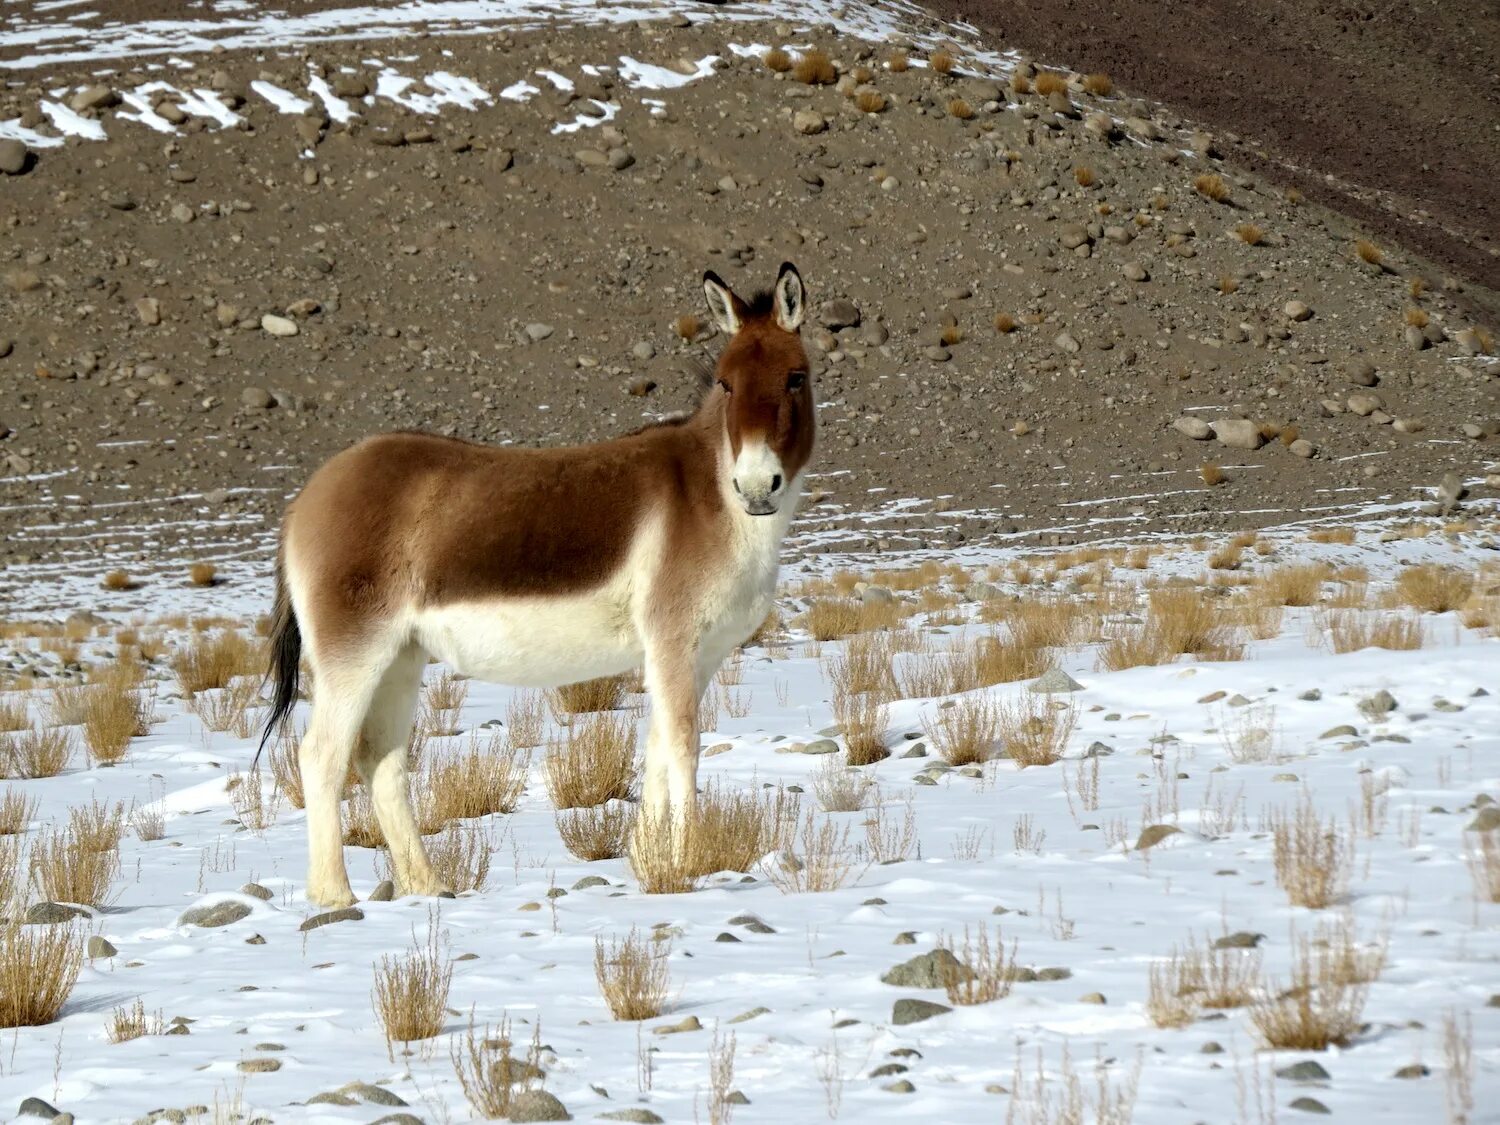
[703, 270, 744, 336]
[773, 262, 805, 332]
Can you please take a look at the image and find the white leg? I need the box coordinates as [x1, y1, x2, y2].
[356, 645, 447, 897]
[641, 640, 701, 856]
[301, 663, 379, 908]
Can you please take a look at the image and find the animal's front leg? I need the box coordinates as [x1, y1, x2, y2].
[641, 640, 701, 859]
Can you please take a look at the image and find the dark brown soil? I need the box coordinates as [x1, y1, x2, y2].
[926, 0, 1500, 318]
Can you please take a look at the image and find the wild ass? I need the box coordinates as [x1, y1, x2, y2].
[261, 264, 814, 907]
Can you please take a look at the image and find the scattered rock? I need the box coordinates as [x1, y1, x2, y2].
[299, 907, 364, 932]
[368, 880, 396, 901]
[260, 314, 299, 337]
[16, 1097, 60, 1119]
[1283, 300, 1313, 322]
[1213, 931, 1265, 949]
[179, 900, 252, 928]
[24, 902, 87, 925]
[891, 998, 952, 1025]
[87, 935, 118, 959]
[1028, 667, 1084, 693]
[1289, 1097, 1331, 1115]
[1134, 824, 1181, 850]
[822, 298, 861, 329]
[239, 883, 273, 902]
[1276, 1060, 1331, 1082]
[1393, 1064, 1430, 1079]
[793, 110, 827, 135]
[881, 949, 974, 989]
[598, 1111, 665, 1124]
[1466, 807, 1500, 833]
[0, 139, 30, 175]
[1358, 689, 1397, 719]
[508, 1089, 571, 1122]
[1172, 416, 1213, 440]
[1211, 419, 1265, 450]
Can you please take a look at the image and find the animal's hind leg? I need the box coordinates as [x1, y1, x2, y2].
[300, 654, 385, 908]
[355, 644, 447, 897]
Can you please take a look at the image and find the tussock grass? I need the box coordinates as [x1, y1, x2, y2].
[227, 769, 279, 833]
[505, 691, 546, 750]
[627, 810, 699, 895]
[1081, 72, 1113, 96]
[763, 47, 792, 73]
[82, 669, 154, 763]
[1008, 1045, 1141, 1125]
[999, 696, 1077, 768]
[831, 683, 888, 765]
[108, 998, 164, 1043]
[595, 928, 670, 1020]
[1250, 928, 1369, 1049]
[3, 726, 73, 779]
[425, 734, 527, 825]
[692, 783, 800, 876]
[1355, 238, 1382, 265]
[188, 677, 259, 738]
[812, 760, 873, 812]
[1033, 70, 1067, 95]
[421, 669, 468, 735]
[557, 802, 632, 861]
[863, 795, 919, 864]
[994, 313, 1017, 334]
[544, 713, 636, 809]
[102, 570, 136, 592]
[343, 785, 385, 849]
[172, 630, 259, 696]
[937, 924, 1020, 1006]
[887, 50, 910, 74]
[1147, 934, 1261, 1028]
[674, 314, 700, 341]
[1307, 527, 1356, 545]
[1258, 562, 1329, 606]
[928, 50, 955, 76]
[1395, 564, 1472, 613]
[946, 97, 974, 120]
[0, 837, 20, 915]
[0, 696, 27, 734]
[426, 820, 494, 893]
[1099, 587, 1241, 671]
[1319, 609, 1426, 653]
[767, 810, 862, 893]
[930, 695, 998, 765]
[1073, 166, 1096, 187]
[373, 924, 453, 1049]
[1268, 799, 1352, 908]
[1193, 173, 1231, 202]
[31, 816, 120, 907]
[1200, 462, 1225, 487]
[1234, 222, 1265, 245]
[451, 1015, 544, 1120]
[792, 48, 836, 85]
[548, 673, 628, 715]
[267, 730, 303, 809]
[0, 791, 35, 837]
[855, 90, 886, 114]
[0, 921, 82, 1028]
[188, 562, 218, 587]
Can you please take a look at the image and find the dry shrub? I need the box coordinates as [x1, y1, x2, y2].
[963, 633, 1050, 689]
[1459, 595, 1498, 633]
[1073, 165, 1096, 187]
[425, 820, 494, 893]
[947, 97, 974, 120]
[268, 730, 304, 808]
[999, 695, 1076, 768]
[768, 810, 861, 893]
[928, 50, 955, 75]
[831, 684, 888, 765]
[1193, 173, 1231, 202]
[421, 668, 468, 735]
[939, 323, 965, 346]
[1200, 462, 1225, 487]
[0, 837, 20, 914]
[1010, 597, 1084, 650]
[505, 691, 546, 750]
[994, 312, 1017, 334]
[1148, 935, 1261, 1027]
[188, 677, 259, 738]
[108, 998, 164, 1043]
[812, 760, 873, 813]
[548, 673, 627, 715]
[557, 802, 632, 861]
[825, 633, 897, 698]
[863, 795, 918, 864]
[544, 713, 635, 809]
[1259, 562, 1329, 606]
[763, 47, 792, 73]
[627, 809, 699, 894]
[0, 790, 35, 837]
[31, 817, 120, 907]
[800, 597, 865, 641]
[1466, 830, 1500, 903]
[373, 923, 453, 1049]
[1250, 928, 1369, 1049]
[1218, 274, 1239, 294]
[692, 784, 799, 876]
[887, 50, 909, 73]
[930, 696, 998, 765]
[594, 928, 670, 1020]
[451, 1014, 544, 1120]
[0, 696, 27, 734]
[129, 801, 165, 842]
[1033, 70, 1067, 95]
[102, 570, 135, 591]
[426, 734, 527, 825]
[674, 314, 700, 341]
[1207, 544, 1243, 571]
[1235, 222, 1265, 245]
[343, 785, 385, 849]
[4, 726, 73, 779]
[1099, 587, 1240, 671]
[83, 673, 154, 764]
[173, 630, 258, 696]
[227, 769, 279, 833]
[1395, 564, 1472, 613]
[1268, 799, 1352, 909]
[792, 48, 836, 86]
[1307, 527, 1355, 545]
[1320, 609, 1426, 653]
[855, 90, 886, 113]
[1354, 238, 1382, 265]
[1010, 72, 1032, 95]
[1404, 307, 1430, 328]
[0, 921, 82, 1028]
[936, 925, 1019, 1005]
[188, 562, 217, 587]
[1008, 1044, 1141, 1125]
[1081, 72, 1113, 96]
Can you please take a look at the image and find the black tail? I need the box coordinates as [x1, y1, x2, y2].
[254, 559, 302, 769]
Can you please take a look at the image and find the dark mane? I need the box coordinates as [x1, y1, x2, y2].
[622, 355, 716, 437]
[742, 288, 775, 319]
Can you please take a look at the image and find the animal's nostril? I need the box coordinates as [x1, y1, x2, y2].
[771, 474, 783, 492]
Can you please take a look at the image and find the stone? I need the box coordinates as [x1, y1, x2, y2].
[368, 880, 396, 901]
[881, 949, 974, 989]
[653, 1015, 702, 1035]
[1393, 417, 1425, 434]
[1466, 807, 1500, 833]
[1359, 689, 1397, 718]
[1436, 471, 1465, 514]
[179, 901, 252, 928]
[239, 883, 273, 901]
[240, 387, 274, 410]
[87, 935, 118, 959]
[572, 875, 609, 890]
[1320, 725, 1358, 739]
[1029, 667, 1084, 693]
[1172, 416, 1213, 440]
[17, 1098, 60, 1119]
[1211, 419, 1265, 450]
[1289, 1097, 1331, 1114]
[1393, 1064, 1430, 1079]
[1134, 824, 1181, 851]
[525, 323, 555, 342]
[599, 1112, 665, 1124]
[1276, 1060, 1331, 1082]
[793, 110, 827, 135]
[891, 998, 952, 1025]
[1122, 262, 1148, 282]
[299, 907, 364, 931]
[260, 314, 299, 337]
[1079, 992, 1107, 1004]
[508, 1090, 571, 1121]
[1284, 301, 1313, 322]
[338, 1082, 406, 1107]
[24, 902, 87, 925]
[0, 139, 30, 175]
[1347, 393, 1383, 416]
[1288, 438, 1316, 458]
[821, 298, 861, 329]
[237, 1058, 281, 1073]
[70, 85, 119, 111]
[883, 1079, 917, 1093]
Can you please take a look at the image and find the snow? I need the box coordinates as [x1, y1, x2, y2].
[249, 79, 312, 115]
[0, 522, 1495, 1122]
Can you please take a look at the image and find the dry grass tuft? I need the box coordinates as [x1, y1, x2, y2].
[31, 815, 120, 907]
[172, 630, 259, 697]
[929, 695, 998, 765]
[1354, 238, 1382, 265]
[627, 810, 699, 895]
[1073, 165, 1096, 187]
[1081, 72, 1113, 96]
[763, 47, 792, 72]
[1250, 927, 1370, 1050]
[994, 312, 1017, 334]
[1235, 222, 1265, 245]
[1258, 562, 1329, 606]
[268, 730, 304, 809]
[674, 313, 700, 341]
[0, 696, 28, 734]
[187, 677, 259, 739]
[188, 562, 218, 587]
[557, 802, 632, 861]
[1008, 1044, 1141, 1125]
[887, 50, 909, 73]
[425, 819, 495, 893]
[1465, 829, 1500, 904]
[1147, 934, 1261, 1028]
[831, 684, 889, 766]
[595, 928, 670, 1021]
[999, 695, 1077, 768]
[1099, 586, 1241, 671]
[82, 671, 154, 764]
[373, 923, 453, 1050]
[108, 998, 164, 1043]
[451, 1014, 544, 1120]
[1268, 798, 1352, 908]
[855, 89, 887, 114]
[1200, 462, 1225, 487]
[928, 50, 955, 75]
[425, 734, 527, 825]
[812, 760, 873, 813]
[936, 924, 1020, 1006]
[767, 810, 862, 894]
[939, 324, 965, 346]
[693, 784, 800, 876]
[1394, 564, 1472, 613]
[946, 97, 974, 120]
[792, 48, 836, 86]
[0, 790, 35, 837]
[863, 795, 919, 864]
[544, 713, 636, 809]
[1033, 70, 1067, 95]
[3, 726, 73, 779]
[1320, 609, 1426, 653]
[1193, 173, 1231, 202]
[102, 570, 136, 591]
[1307, 527, 1356, 545]
[1404, 307, 1430, 328]
[548, 673, 628, 715]
[0, 921, 82, 1028]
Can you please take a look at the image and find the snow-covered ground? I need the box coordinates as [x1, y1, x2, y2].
[0, 522, 1496, 1123]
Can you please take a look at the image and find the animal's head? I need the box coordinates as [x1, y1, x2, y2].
[702, 262, 814, 517]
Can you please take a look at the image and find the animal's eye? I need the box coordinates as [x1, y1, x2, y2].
[717, 377, 732, 394]
[787, 371, 807, 391]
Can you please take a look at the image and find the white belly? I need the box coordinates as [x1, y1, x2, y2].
[413, 591, 643, 687]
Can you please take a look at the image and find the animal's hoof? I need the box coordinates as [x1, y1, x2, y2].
[306, 885, 358, 909]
